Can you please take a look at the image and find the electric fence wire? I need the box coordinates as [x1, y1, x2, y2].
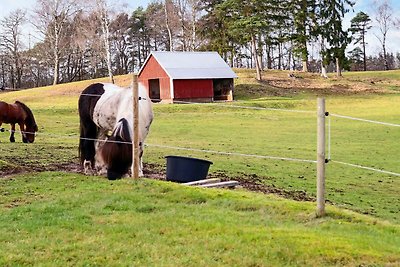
[0, 128, 316, 164]
[2, 93, 400, 177]
[327, 111, 400, 177]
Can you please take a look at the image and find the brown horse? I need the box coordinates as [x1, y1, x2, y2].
[0, 100, 38, 143]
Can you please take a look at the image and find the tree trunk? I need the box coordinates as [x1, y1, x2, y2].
[336, 57, 341, 77]
[265, 44, 272, 70]
[251, 34, 262, 81]
[191, 9, 196, 51]
[320, 38, 328, 78]
[53, 51, 60, 85]
[278, 43, 282, 70]
[0, 57, 5, 86]
[302, 60, 308, 72]
[301, 30, 308, 72]
[164, 0, 173, 51]
[321, 62, 328, 78]
[53, 22, 60, 85]
[383, 41, 388, 71]
[362, 34, 367, 71]
[101, 9, 114, 84]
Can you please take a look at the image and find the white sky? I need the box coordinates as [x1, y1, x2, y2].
[0, 0, 399, 56]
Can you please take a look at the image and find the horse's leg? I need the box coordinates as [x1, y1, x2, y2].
[9, 124, 15, 142]
[94, 138, 107, 176]
[79, 121, 98, 175]
[19, 123, 28, 143]
[129, 150, 144, 177]
[139, 142, 144, 177]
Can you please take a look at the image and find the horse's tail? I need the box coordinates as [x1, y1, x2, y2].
[101, 118, 132, 180]
[78, 83, 105, 165]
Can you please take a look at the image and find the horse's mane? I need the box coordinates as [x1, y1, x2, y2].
[15, 101, 38, 131]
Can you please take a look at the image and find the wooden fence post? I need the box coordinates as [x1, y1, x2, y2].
[317, 98, 326, 217]
[132, 74, 140, 179]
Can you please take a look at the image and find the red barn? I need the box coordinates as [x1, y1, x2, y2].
[138, 51, 237, 103]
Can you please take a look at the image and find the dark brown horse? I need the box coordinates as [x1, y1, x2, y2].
[0, 100, 38, 143]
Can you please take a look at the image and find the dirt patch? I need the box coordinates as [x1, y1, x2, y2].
[1, 161, 314, 202]
[142, 164, 314, 202]
[207, 171, 315, 202]
[236, 71, 394, 97]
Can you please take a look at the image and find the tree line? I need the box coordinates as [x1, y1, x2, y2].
[0, 0, 399, 89]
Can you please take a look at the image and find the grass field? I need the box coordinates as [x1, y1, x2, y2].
[0, 172, 399, 266]
[0, 69, 400, 265]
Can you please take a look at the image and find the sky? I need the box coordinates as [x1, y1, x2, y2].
[0, 0, 399, 56]
[0, 0, 152, 18]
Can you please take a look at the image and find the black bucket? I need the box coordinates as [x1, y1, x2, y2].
[165, 156, 213, 183]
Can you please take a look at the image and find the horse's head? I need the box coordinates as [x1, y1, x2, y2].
[15, 101, 38, 143]
[101, 118, 132, 180]
[23, 123, 38, 143]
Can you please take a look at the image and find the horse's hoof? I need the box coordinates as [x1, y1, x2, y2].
[83, 160, 94, 175]
[10, 137, 15, 143]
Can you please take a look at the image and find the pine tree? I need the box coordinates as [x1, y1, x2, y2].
[348, 47, 363, 71]
[198, 0, 235, 60]
[349, 11, 371, 71]
[290, 0, 316, 72]
[316, 0, 354, 77]
[217, 0, 288, 81]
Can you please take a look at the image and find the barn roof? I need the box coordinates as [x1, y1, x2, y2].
[139, 51, 237, 79]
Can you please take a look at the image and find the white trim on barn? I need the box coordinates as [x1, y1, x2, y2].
[170, 78, 174, 99]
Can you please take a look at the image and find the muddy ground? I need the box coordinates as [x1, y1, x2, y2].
[1, 161, 315, 202]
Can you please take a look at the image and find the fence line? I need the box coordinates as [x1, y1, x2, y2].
[326, 112, 400, 177]
[2, 96, 400, 178]
[0, 127, 316, 164]
[331, 160, 400, 177]
[173, 100, 316, 114]
[79, 95, 316, 114]
[330, 113, 400, 127]
[145, 143, 317, 164]
[0, 128, 133, 145]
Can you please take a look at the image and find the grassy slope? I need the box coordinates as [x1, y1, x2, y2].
[0, 172, 399, 266]
[0, 70, 400, 265]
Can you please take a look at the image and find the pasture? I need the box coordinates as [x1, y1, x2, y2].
[0, 70, 399, 265]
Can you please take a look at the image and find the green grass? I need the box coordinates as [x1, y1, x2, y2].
[1, 72, 400, 223]
[0, 172, 399, 266]
[1, 70, 400, 264]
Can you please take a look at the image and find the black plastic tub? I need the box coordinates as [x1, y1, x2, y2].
[165, 156, 213, 183]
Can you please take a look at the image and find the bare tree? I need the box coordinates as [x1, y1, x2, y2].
[110, 13, 130, 75]
[95, 0, 115, 83]
[164, 0, 174, 51]
[172, 0, 202, 51]
[33, 0, 81, 85]
[373, 0, 393, 71]
[186, 0, 201, 51]
[176, 0, 188, 50]
[0, 9, 26, 89]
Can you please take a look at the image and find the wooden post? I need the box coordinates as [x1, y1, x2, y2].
[132, 74, 140, 179]
[316, 98, 326, 217]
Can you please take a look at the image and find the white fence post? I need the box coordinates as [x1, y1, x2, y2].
[132, 74, 140, 179]
[317, 98, 326, 217]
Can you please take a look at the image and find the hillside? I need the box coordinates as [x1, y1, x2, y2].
[234, 69, 400, 99]
[0, 69, 399, 265]
[2, 69, 400, 101]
